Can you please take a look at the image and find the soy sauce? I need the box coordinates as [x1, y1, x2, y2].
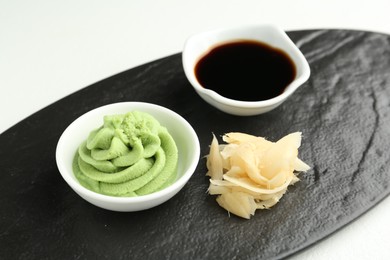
[194, 40, 296, 101]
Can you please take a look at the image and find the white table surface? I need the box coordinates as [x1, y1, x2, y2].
[1, 0, 390, 259]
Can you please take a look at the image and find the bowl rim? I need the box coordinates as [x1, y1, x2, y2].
[182, 23, 311, 109]
[55, 101, 200, 205]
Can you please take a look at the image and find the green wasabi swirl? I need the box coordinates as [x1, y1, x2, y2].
[72, 111, 178, 197]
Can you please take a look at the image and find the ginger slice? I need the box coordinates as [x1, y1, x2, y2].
[206, 133, 223, 180]
[216, 191, 257, 219]
[206, 132, 310, 219]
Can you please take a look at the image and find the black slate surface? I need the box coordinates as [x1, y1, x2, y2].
[1, 29, 390, 260]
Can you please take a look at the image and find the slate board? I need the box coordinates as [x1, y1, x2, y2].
[1, 29, 390, 260]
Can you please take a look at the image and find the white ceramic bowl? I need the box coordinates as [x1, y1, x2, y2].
[56, 102, 200, 212]
[182, 24, 310, 116]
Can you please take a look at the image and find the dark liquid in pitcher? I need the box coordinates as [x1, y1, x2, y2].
[194, 40, 296, 101]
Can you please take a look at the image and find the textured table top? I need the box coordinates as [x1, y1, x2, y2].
[2, 29, 390, 259]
